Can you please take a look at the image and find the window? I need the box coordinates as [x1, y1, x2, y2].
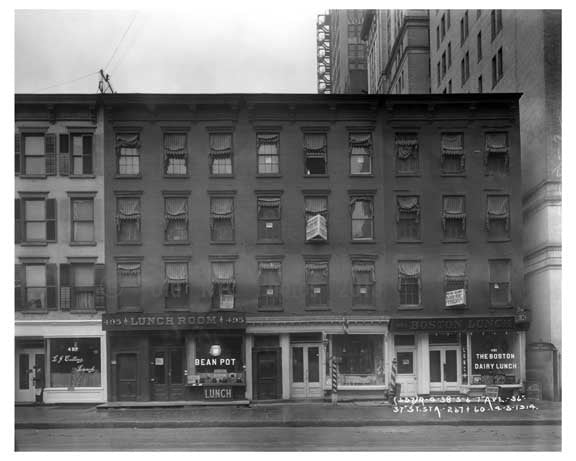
[48, 338, 101, 388]
[436, 26, 440, 49]
[486, 195, 510, 240]
[16, 197, 57, 244]
[441, 52, 446, 76]
[448, 42, 452, 67]
[71, 134, 94, 175]
[485, 132, 509, 174]
[478, 75, 483, 93]
[489, 259, 511, 307]
[164, 262, 189, 309]
[441, 15, 446, 39]
[164, 196, 189, 242]
[350, 196, 374, 240]
[210, 197, 234, 242]
[395, 133, 419, 174]
[447, 10, 451, 29]
[442, 196, 466, 240]
[59, 263, 104, 311]
[460, 18, 464, 45]
[333, 335, 384, 383]
[305, 196, 328, 242]
[448, 80, 452, 93]
[444, 260, 467, 308]
[304, 133, 327, 175]
[21, 134, 56, 176]
[164, 133, 188, 176]
[258, 262, 282, 309]
[211, 262, 235, 310]
[441, 133, 465, 174]
[497, 47, 503, 80]
[116, 133, 140, 176]
[352, 262, 375, 307]
[71, 198, 94, 243]
[491, 10, 503, 40]
[209, 132, 233, 175]
[257, 197, 281, 241]
[256, 133, 279, 175]
[116, 197, 141, 243]
[396, 196, 420, 241]
[464, 11, 469, 39]
[305, 261, 329, 307]
[71, 264, 95, 311]
[24, 265, 54, 310]
[477, 31, 482, 61]
[398, 261, 421, 306]
[437, 62, 441, 87]
[349, 133, 373, 175]
[117, 262, 141, 310]
[461, 52, 470, 85]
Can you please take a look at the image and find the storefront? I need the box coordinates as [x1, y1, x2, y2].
[389, 316, 527, 397]
[103, 312, 246, 402]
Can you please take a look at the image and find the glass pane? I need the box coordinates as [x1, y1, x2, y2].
[49, 338, 101, 387]
[350, 155, 371, 174]
[445, 350, 458, 382]
[170, 350, 183, 384]
[73, 200, 93, 219]
[73, 222, 94, 242]
[25, 200, 45, 220]
[153, 352, 166, 385]
[73, 265, 94, 287]
[25, 136, 44, 155]
[26, 223, 46, 241]
[19, 354, 29, 389]
[26, 288, 46, 309]
[308, 347, 319, 383]
[25, 157, 45, 175]
[26, 265, 46, 286]
[429, 351, 441, 382]
[292, 347, 304, 383]
[211, 158, 232, 175]
[73, 135, 84, 155]
[396, 352, 414, 374]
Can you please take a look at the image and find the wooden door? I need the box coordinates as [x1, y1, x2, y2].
[253, 348, 281, 400]
[151, 348, 185, 401]
[291, 344, 322, 399]
[15, 349, 44, 403]
[117, 353, 138, 401]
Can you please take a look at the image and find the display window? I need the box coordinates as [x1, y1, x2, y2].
[48, 338, 101, 388]
[192, 334, 244, 385]
[332, 335, 384, 385]
[470, 332, 520, 385]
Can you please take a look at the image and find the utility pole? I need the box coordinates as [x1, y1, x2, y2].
[98, 69, 114, 94]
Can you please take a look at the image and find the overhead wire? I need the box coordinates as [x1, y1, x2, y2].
[30, 71, 100, 93]
[104, 12, 139, 72]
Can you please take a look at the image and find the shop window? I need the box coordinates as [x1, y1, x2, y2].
[210, 132, 233, 176]
[350, 196, 374, 241]
[486, 195, 510, 240]
[489, 259, 511, 307]
[333, 335, 384, 385]
[210, 197, 234, 242]
[442, 196, 466, 240]
[20, 133, 57, 176]
[396, 351, 414, 374]
[116, 133, 140, 176]
[48, 338, 101, 388]
[304, 133, 327, 175]
[258, 262, 282, 310]
[211, 262, 235, 310]
[15, 264, 57, 311]
[444, 260, 467, 308]
[116, 197, 141, 243]
[16, 197, 57, 243]
[164, 262, 189, 309]
[396, 196, 420, 241]
[395, 133, 419, 174]
[71, 198, 95, 243]
[305, 196, 328, 242]
[117, 263, 141, 310]
[257, 197, 281, 241]
[352, 262, 375, 307]
[256, 133, 279, 175]
[164, 133, 188, 176]
[441, 133, 465, 174]
[485, 132, 509, 175]
[471, 332, 519, 385]
[398, 261, 421, 306]
[349, 133, 373, 175]
[193, 335, 244, 385]
[164, 196, 189, 242]
[305, 261, 329, 307]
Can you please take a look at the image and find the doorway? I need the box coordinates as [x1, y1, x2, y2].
[15, 348, 44, 403]
[429, 347, 460, 392]
[290, 344, 322, 399]
[150, 348, 185, 401]
[116, 353, 138, 401]
[253, 348, 282, 400]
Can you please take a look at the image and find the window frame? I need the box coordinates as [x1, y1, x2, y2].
[116, 260, 142, 311]
[489, 259, 511, 307]
[115, 132, 141, 177]
[256, 132, 280, 176]
[70, 196, 95, 245]
[20, 196, 56, 244]
[70, 133, 94, 176]
[442, 195, 467, 241]
[211, 261, 236, 310]
[115, 195, 142, 245]
[485, 131, 510, 175]
[351, 261, 376, 308]
[486, 194, 511, 241]
[209, 131, 234, 177]
[210, 196, 235, 243]
[70, 263, 96, 312]
[348, 132, 373, 176]
[257, 261, 283, 311]
[22, 133, 47, 177]
[444, 260, 468, 309]
[398, 261, 422, 308]
[305, 260, 329, 308]
[396, 195, 421, 242]
[350, 196, 374, 241]
[257, 196, 282, 242]
[303, 132, 328, 176]
[164, 195, 190, 244]
[395, 133, 420, 175]
[164, 260, 190, 310]
[163, 132, 189, 177]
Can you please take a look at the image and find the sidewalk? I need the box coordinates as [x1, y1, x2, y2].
[15, 399, 562, 429]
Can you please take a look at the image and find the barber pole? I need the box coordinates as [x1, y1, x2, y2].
[331, 357, 338, 404]
[389, 357, 397, 401]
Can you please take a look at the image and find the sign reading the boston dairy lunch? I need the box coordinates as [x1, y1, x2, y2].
[391, 317, 516, 332]
[102, 312, 246, 330]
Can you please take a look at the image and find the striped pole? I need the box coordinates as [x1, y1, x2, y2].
[389, 357, 397, 401]
[331, 357, 338, 404]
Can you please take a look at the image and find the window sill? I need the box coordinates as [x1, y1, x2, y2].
[489, 305, 513, 310]
[398, 305, 423, 311]
[444, 305, 468, 310]
[350, 239, 377, 244]
[116, 241, 142, 246]
[441, 172, 466, 177]
[304, 306, 330, 311]
[70, 241, 97, 247]
[305, 240, 329, 244]
[20, 242, 49, 247]
[209, 174, 235, 179]
[20, 174, 48, 179]
[395, 172, 421, 177]
[119, 307, 143, 313]
[258, 306, 284, 312]
[351, 305, 377, 311]
[70, 309, 98, 314]
[165, 307, 192, 312]
[396, 239, 423, 244]
[304, 174, 329, 179]
[69, 174, 96, 179]
[256, 240, 284, 245]
[115, 174, 142, 179]
[256, 174, 282, 179]
[210, 241, 236, 245]
[17, 309, 48, 314]
[487, 238, 511, 243]
[442, 239, 468, 244]
[164, 241, 191, 245]
[163, 174, 190, 179]
[349, 174, 374, 178]
[484, 172, 510, 177]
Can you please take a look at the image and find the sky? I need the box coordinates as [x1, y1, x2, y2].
[14, 7, 321, 94]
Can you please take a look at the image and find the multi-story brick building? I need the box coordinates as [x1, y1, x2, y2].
[15, 95, 107, 403]
[100, 92, 527, 403]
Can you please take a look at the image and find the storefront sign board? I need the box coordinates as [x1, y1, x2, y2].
[391, 317, 516, 332]
[102, 312, 246, 331]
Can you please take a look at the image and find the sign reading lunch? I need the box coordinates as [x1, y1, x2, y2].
[472, 349, 518, 371]
[102, 312, 246, 330]
[390, 317, 516, 332]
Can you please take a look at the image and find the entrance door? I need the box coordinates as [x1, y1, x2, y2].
[429, 347, 460, 392]
[253, 348, 281, 400]
[151, 348, 185, 401]
[15, 349, 44, 403]
[117, 353, 138, 401]
[291, 344, 321, 399]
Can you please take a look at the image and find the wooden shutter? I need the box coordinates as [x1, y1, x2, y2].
[46, 263, 58, 310]
[15, 199, 21, 244]
[15, 133, 21, 175]
[15, 264, 24, 311]
[83, 135, 93, 175]
[46, 199, 57, 242]
[45, 134, 57, 176]
[94, 263, 106, 310]
[59, 134, 70, 176]
[59, 264, 72, 311]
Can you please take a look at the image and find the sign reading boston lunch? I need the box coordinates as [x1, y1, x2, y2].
[391, 316, 516, 332]
[102, 312, 246, 331]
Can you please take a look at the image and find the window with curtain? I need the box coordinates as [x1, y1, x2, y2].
[486, 195, 510, 240]
[444, 260, 467, 307]
[23, 135, 46, 175]
[397, 196, 420, 241]
[116, 134, 140, 175]
[71, 134, 93, 175]
[485, 132, 509, 174]
[117, 263, 141, 310]
[164, 133, 187, 176]
[441, 133, 465, 173]
[442, 196, 466, 240]
[304, 133, 327, 175]
[165, 197, 188, 242]
[349, 133, 373, 175]
[165, 262, 189, 309]
[210, 197, 234, 242]
[258, 262, 282, 309]
[398, 261, 421, 306]
[209, 133, 233, 175]
[24, 199, 47, 242]
[395, 133, 419, 173]
[211, 262, 235, 309]
[350, 197, 374, 240]
[305, 196, 328, 242]
[25, 265, 47, 310]
[71, 198, 95, 243]
[116, 197, 141, 242]
[257, 133, 280, 174]
[489, 259, 511, 307]
[257, 197, 281, 241]
[72, 264, 95, 311]
[305, 262, 328, 307]
[352, 262, 375, 306]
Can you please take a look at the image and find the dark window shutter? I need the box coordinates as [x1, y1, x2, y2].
[15, 133, 21, 175]
[83, 135, 93, 175]
[46, 263, 58, 310]
[15, 264, 24, 311]
[94, 263, 106, 310]
[59, 134, 70, 176]
[46, 199, 57, 242]
[59, 264, 72, 311]
[15, 199, 21, 244]
[45, 134, 57, 176]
